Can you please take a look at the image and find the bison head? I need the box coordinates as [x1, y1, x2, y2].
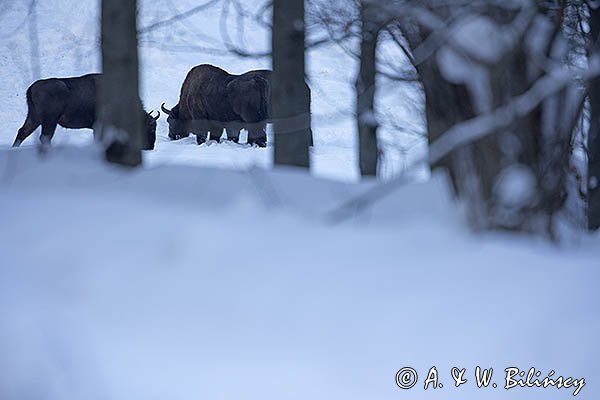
[143, 110, 160, 150]
[161, 103, 190, 140]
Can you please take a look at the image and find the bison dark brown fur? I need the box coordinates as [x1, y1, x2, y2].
[161, 64, 313, 148]
[13, 73, 159, 149]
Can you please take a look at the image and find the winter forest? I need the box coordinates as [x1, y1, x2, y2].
[0, 0, 599, 399]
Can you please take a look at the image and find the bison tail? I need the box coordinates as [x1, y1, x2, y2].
[20, 85, 39, 126]
[25, 86, 36, 115]
[255, 76, 271, 121]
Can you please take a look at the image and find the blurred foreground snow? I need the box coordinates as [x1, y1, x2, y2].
[0, 146, 598, 400]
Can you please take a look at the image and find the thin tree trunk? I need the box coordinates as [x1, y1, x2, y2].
[588, 7, 600, 230]
[356, 0, 379, 177]
[28, 0, 41, 80]
[96, 0, 143, 167]
[272, 0, 310, 168]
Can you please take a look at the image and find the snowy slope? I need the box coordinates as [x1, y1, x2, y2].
[0, 147, 598, 400]
[0, 0, 425, 182]
[2, 3, 597, 400]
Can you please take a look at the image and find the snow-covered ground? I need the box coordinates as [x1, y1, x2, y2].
[0, 0, 425, 182]
[1, 2, 599, 400]
[1, 146, 599, 400]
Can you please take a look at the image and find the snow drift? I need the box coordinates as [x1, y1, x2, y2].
[0, 146, 598, 400]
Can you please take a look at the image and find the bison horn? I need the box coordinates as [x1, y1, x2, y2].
[161, 103, 172, 115]
[153, 110, 160, 120]
[149, 110, 160, 120]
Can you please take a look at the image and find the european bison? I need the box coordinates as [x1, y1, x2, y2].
[161, 64, 313, 148]
[13, 73, 159, 150]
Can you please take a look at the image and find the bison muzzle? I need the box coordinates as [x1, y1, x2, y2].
[162, 64, 313, 148]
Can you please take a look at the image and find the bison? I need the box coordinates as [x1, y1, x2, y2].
[161, 64, 313, 148]
[13, 73, 159, 150]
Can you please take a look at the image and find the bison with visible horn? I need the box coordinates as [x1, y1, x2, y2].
[161, 64, 313, 147]
[13, 73, 159, 149]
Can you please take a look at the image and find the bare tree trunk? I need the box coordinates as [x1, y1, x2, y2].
[400, 4, 573, 236]
[356, 0, 380, 177]
[272, 0, 310, 168]
[588, 7, 600, 230]
[28, 0, 41, 80]
[96, 0, 143, 167]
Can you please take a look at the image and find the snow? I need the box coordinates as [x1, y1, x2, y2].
[450, 16, 506, 65]
[358, 110, 378, 126]
[436, 45, 492, 113]
[1, 2, 599, 400]
[436, 15, 501, 114]
[492, 164, 537, 228]
[1, 146, 599, 400]
[436, 9, 542, 114]
[525, 15, 554, 61]
[0, 0, 425, 182]
[493, 164, 537, 209]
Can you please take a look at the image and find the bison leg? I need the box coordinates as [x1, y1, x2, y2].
[13, 115, 40, 147]
[226, 131, 240, 143]
[189, 120, 208, 145]
[168, 132, 190, 140]
[209, 125, 224, 142]
[225, 123, 241, 143]
[195, 132, 208, 145]
[39, 120, 59, 147]
[247, 122, 267, 148]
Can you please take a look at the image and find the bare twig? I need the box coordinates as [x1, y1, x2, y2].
[138, 0, 221, 34]
[327, 62, 600, 224]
